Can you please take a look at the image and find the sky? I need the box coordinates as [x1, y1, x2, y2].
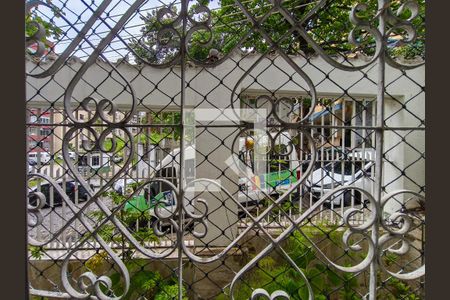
[34, 0, 220, 61]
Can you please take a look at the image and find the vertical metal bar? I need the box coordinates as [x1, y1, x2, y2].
[369, 2, 386, 298]
[61, 110, 68, 245]
[178, 1, 188, 297]
[299, 103, 304, 216]
[351, 100, 356, 150]
[319, 107, 325, 223]
[49, 109, 55, 236]
[309, 112, 314, 213]
[341, 100, 345, 218]
[75, 110, 81, 241]
[87, 110, 93, 190]
[330, 104, 335, 224]
[146, 112, 152, 231]
[99, 118, 104, 204]
[75, 140, 82, 215]
[325, 108, 334, 223]
[362, 99, 367, 221]
[350, 100, 356, 210]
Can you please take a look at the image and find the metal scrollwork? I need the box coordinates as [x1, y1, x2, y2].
[384, 1, 424, 69]
[26, 0, 114, 77]
[61, 246, 130, 300]
[25, 0, 424, 299]
[25, 20, 47, 58]
[27, 189, 46, 228]
[251, 289, 290, 300]
[378, 190, 425, 280]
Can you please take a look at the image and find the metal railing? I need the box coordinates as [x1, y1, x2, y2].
[26, 0, 425, 299]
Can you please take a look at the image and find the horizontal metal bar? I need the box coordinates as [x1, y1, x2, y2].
[26, 122, 425, 131]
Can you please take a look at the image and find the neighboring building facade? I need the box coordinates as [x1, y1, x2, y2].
[27, 108, 52, 153]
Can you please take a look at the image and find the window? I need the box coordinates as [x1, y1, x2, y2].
[79, 155, 88, 167]
[40, 128, 52, 136]
[29, 127, 39, 135]
[39, 117, 50, 124]
[91, 155, 100, 167]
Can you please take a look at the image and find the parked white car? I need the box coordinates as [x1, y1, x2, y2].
[28, 152, 51, 164]
[56, 151, 77, 160]
[304, 150, 375, 207]
[113, 178, 141, 195]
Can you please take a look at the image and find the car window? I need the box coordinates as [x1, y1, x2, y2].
[64, 182, 75, 194]
[39, 184, 50, 195]
[156, 167, 177, 185]
[148, 181, 172, 196]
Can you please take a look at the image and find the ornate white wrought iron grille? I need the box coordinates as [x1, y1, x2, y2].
[26, 0, 425, 299]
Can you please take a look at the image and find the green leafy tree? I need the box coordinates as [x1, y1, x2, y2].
[129, 8, 181, 64]
[130, 0, 425, 64]
[25, 1, 63, 53]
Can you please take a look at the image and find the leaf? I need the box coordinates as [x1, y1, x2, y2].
[308, 267, 325, 291]
[326, 269, 342, 286]
[298, 286, 309, 300]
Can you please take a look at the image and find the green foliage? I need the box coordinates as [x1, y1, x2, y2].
[339, 267, 360, 300]
[29, 246, 45, 259]
[88, 190, 159, 247]
[130, 0, 425, 64]
[375, 254, 422, 299]
[84, 190, 178, 299]
[102, 137, 126, 156]
[86, 251, 110, 272]
[263, 200, 300, 222]
[28, 178, 43, 188]
[31, 296, 49, 300]
[25, 3, 63, 52]
[226, 226, 421, 300]
[128, 7, 181, 64]
[132, 227, 160, 243]
[103, 260, 187, 300]
[102, 190, 127, 205]
[390, 40, 425, 60]
[379, 277, 422, 300]
[154, 283, 188, 300]
[228, 227, 356, 299]
[25, 12, 62, 41]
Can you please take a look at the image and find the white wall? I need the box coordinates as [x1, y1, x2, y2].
[26, 52, 425, 229]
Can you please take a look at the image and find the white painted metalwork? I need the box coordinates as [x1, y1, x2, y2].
[26, 0, 425, 299]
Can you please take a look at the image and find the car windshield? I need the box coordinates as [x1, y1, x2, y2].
[148, 181, 172, 195]
[323, 160, 365, 176]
